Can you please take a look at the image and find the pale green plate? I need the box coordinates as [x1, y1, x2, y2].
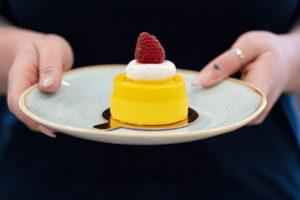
[19, 65, 266, 145]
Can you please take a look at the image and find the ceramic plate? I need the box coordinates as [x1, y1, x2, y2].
[19, 65, 266, 145]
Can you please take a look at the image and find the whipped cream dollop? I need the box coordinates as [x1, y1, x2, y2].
[125, 59, 176, 81]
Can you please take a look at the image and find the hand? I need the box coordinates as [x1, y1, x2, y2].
[4, 27, 73, 137]
[192, 31, 294, 124]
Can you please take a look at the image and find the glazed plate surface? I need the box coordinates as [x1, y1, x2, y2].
[19, 65, 266, 145]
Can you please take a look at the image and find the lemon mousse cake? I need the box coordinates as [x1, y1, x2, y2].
[110, 32, 188, 125]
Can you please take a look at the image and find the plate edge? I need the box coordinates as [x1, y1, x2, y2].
[18, 64, 267, 141]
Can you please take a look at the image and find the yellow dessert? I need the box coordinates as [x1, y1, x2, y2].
[110, 32, 188, 125]
[111, 73, 188, 125]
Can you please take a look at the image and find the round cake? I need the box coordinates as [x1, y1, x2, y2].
[110, 32, 188, 125]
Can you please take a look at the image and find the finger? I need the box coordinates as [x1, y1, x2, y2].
[37, 38, 69, 93]
[47, 34, 74, 70]
[8, 71, 57, 137]
[241, 53, 278, 125]
[244, 67, 272, 126]
[249, 113, 268, 125]
[7, 44, 56, 137]
[191, 50, 242, 87]
[8, 72, 56, 137]
[37, 125, 57, 138]
[192, 34, 265, 88]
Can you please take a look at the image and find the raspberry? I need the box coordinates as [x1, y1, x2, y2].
[135, 32, 165, 64]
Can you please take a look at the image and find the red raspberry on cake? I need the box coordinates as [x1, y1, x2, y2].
[135, 32, 165, 64]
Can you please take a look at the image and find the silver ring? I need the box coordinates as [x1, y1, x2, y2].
[230, 47, 245, 66]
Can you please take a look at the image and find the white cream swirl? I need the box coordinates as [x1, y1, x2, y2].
[125, 59, 176, 81]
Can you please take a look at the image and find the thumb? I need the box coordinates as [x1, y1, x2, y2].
[192, 49, 242, 87]
[37, 37, 73, 93]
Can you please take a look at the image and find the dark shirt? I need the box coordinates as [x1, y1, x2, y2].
[1, 0, 300, 199]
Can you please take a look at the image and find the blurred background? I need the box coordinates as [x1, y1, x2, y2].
[297, 95, 300, 111]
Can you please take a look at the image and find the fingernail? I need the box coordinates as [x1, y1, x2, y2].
[191, 78, 203, 87]
[38, 125, 56, 138]
[42, 76, 54, 88]
[192, 70, 211, 87]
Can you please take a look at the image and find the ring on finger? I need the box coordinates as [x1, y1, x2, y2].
[230, 47, 246, 66]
